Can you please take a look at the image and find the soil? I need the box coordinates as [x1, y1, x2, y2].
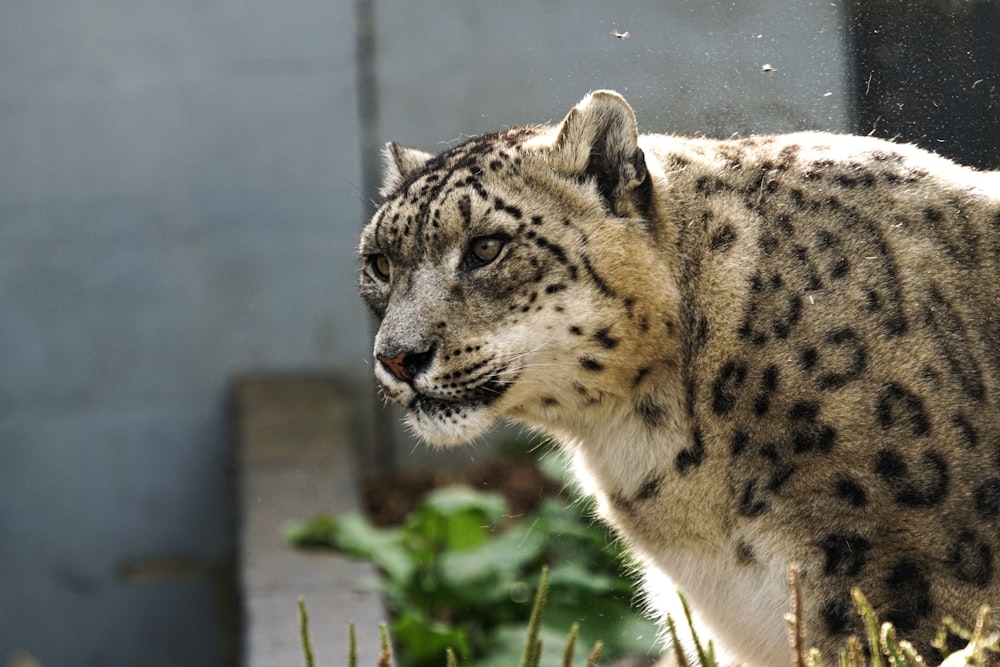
[361, 455, 565, 526]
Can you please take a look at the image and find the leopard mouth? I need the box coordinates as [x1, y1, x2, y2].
[373, 356, 520, 445]
[408, 377, 512, 415]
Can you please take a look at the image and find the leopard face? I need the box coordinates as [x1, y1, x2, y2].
[360, 115, 679, 447]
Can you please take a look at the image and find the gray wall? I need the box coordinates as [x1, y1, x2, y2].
[374, 1, 849, 146]
[0, 1, 847, 665]
[0, 3, 365, 665]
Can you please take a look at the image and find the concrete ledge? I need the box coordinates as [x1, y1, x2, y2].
[234, 374, 385, 667]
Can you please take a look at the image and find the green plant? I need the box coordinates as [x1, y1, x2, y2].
[299, 567, 605, 667]
[287, 479, 659, 667]
[297, 563, 1000, 667]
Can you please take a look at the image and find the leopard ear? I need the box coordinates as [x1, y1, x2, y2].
[550, 90, 649, 216]
[380, 142, 434, 197]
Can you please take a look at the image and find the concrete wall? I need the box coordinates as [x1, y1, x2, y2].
[374, 0, 849, 148]
[0, 2, 364, 665]
[0, 1, 847, 665]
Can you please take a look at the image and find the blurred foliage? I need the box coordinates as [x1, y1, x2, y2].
[287, 455, 658, 667]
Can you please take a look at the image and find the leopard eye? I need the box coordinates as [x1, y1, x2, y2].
[466, 236, 505, 268]
[368, 254, 391, 282]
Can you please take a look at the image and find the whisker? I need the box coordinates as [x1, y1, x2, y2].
[489, 364, 557, 376]
[492, 339, 555, 362]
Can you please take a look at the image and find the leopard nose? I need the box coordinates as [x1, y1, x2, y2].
[377, 345, 436, 383]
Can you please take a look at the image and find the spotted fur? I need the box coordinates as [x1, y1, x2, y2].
[359, 91, 1000, 665]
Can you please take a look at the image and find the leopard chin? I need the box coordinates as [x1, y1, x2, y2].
[403, 395, 499, 446]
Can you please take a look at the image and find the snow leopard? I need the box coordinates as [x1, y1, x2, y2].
[359, 90, 1000, 665]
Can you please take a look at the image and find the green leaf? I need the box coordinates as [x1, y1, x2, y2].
[392, 611, 471, 665]
[433, 520, 547, 615]
[436, 551, 507, 605]
[441, 520, 546, 582]
[443, 509, 492, 551]
[329, 513, 415, 585]
[403, 487, 508, 554]
[284, 514, 337, 547]
[547, 562, 619, 596]
[325, 513, 391, 555]
[534, 501, 615, 552]
[420, 486, 508, 523]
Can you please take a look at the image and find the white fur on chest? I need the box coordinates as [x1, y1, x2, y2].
[638, 547, 791, 666]
[558, 417, 792, 666]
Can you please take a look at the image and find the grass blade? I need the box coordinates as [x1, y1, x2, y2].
[787, 565, 808, 667]
[850, 588, 884, 667]
[563, 622, 579, 667]
[520, 566, 551, 667]
[377, 622, 393, 667]
[298, 597, 315, 667]
[678, 591, 714, 666]
[585, 641, 604, 667]
[348, 623, 357, 667]
[664, 612, 691, 667]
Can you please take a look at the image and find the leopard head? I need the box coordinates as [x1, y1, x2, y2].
[358, 91, 680, 446]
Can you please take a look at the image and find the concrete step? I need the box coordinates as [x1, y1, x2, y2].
[233, 373, 385, 667]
